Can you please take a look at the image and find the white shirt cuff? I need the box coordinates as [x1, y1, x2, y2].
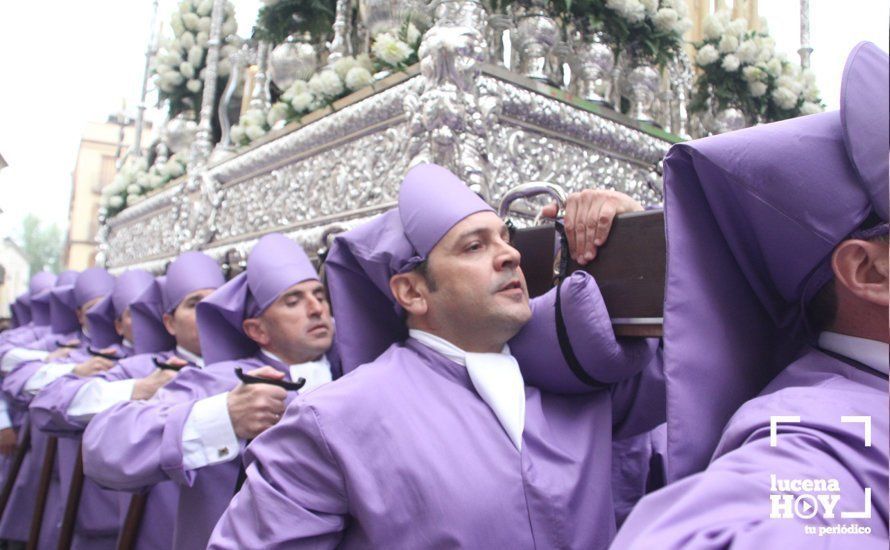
[1, 348, 50, 373]
[181, 392, 239, 471]
[67, 379, 138, 424]
[24, 363, 76, 396]
[0, 397, 11, 431]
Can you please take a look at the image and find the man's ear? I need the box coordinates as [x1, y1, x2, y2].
[242, 317, 270, 347]
[832, 239, 889, 307]
[162, 312, 177, 337]
[389, 272, 429, 317]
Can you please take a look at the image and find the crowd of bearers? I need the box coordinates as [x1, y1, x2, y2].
[0, 40, 885, 550]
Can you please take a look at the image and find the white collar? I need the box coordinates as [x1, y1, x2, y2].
[818, 332, 889, 376]
[409, 329, 526, 451]
[122, 338, 134, 349]
[260, 349, 333, 394]
[175, 345, 205, 368]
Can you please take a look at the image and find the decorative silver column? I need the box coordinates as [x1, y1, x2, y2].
[798, 0, 813, 68]
[327, 0, 353, 62]
[189, 0, 227, 169]
[212, 43, 250, 162]
[133, 0, 161, 158]
[249, 41, 272, 112]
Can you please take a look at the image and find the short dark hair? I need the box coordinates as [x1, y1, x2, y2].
[805, 231, 888, 332]
[414, 259, 438, 292]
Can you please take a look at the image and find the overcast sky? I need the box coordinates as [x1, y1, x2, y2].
[0, 0, 887, 244]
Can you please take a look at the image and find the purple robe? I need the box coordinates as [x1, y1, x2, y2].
[208, 339, 663, 549]
[613, 349, 888, 548]
[83, 352, 320, 550]
[44, 350, 191, 550]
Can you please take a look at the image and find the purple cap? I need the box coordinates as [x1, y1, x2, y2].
[162, 252, 225, 313]
[73, 267, 115, 309]
[56, 270, 79, 287]
[29, 272, 57, 296]
[30, 289, 52, 327]
[10, 294, 31, 327]
[49, 285, 80, 335]
[130, 276, 175, 355]
[661, 45, 888, 483]
[86, 269, 155, 349]
[841, 42, 889, 221]
[326, 164, 493, 373]
[197, 233, 319, 365]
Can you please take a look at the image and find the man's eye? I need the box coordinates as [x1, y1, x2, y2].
[466, 242, 482, 252]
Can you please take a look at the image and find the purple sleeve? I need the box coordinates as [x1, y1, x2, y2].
[28, 362, 133, 435]
[81, 367, 216, 491]
[613, 420, 886, 548]
[2, 359, 47, 406]
[611, 344, 666, 440]
[207, 403, 348, 549]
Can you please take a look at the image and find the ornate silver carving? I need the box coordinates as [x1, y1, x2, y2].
[627, 64, 660, 125]
[165, 111, 198, 154]
[403, 0, 494, 198]
[513, 0, 559, 84]
[572, 32, 614, 105]
[327, 0, 353, 62]
[190, 0, 227, 168]
[212, 42, 250, 162]
[249, 41, 272, 112]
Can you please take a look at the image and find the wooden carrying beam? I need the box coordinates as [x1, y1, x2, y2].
[27, 436, 58, 550]
[514, 210, 666, 338]
[57, 443, 86, 550]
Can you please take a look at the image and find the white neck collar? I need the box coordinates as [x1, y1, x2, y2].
[409, 329, 526, 451]
[122, 338, 134, 349]
[818, 332, 889, 376]
[175, 345, 204, 368]
[260, 348, 333, 393]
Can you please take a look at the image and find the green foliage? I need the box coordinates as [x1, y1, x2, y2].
[254, 0, 338, 44]
[19, 214, 62, 276]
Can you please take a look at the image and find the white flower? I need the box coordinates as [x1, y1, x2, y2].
[804, 85, 820, 102]
[267, 102, 290, 126]
[186, 79, 202, 93]
[154, 63, 172, 77]
[195, 31, 209, 47]
[241, 109, 266, 127]
[170, 15, 185, 36]
[782, 61, 799, 77]
[309, 69, 344, 98]
[742, 65, 764, 82]
[736, 40, 759, 64]
[800, 101, 822, 115]
[187, 46, 203, 67]
[221, 18, 237, 37]
[754, 36, 775, 62]
[148, 174, 164, 188]
[126, 184, 142, 195]
[702, 14, 725, 40]
[721, 54, 740, 72]
[772, 86, 798, 110]
[718, 34, 739, 54]
[356, 53, 374, 72]
[345, 66, 373, 90]
[179, 62, 195, 78]
[766, 57, 783, 77]
[664, 0, 688, 17]
[332, 56, 359, 80]
[372, 33, 413, 66]
[160, 70, 184, 88]
[179, 31, 195, 50]
[606, 0, 646, 23]
[218, 59, 231, 77]
[726, 18, 748, 37]
[696, 44, 719, 66]
[182, 12, 200, 31]
[197, 0, 212, 16]
[640, 0, 658, 15]
[406, 23, 422, 45]
[652, 8, 679, 33]
[178, 1, 192, 15]
[245, 124, 266, 141]
[109, 196, 124, 208]
[777, 75, 802, 96]
[748, 81, 767, 97]
[126, 194, 143, 206]
[281, 79, 309, 101]
[198, 17, 211, 33]
[289, 91, 314, 112]
[230, 125, 246, 145]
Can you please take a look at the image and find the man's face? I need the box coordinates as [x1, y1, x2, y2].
[163, 288, 215, 356]
[246, 280, 334, 365]
[78, 296, 105, 330]
[114, 307, 134, 343]
[422, 211, 531, 348]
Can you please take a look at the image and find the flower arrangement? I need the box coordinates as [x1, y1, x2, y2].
[690, 11, 823, 122]
[101, 153, 188, 217]
[254, 0, 337, 45]
[152, 0, 239, 118]
[230, 22, 421, 147]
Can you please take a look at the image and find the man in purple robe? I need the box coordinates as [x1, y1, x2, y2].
[207, 163, 664, 548]
[0, 267, 113, 549]
[18, 269, 154, 550]
[37, 251, 224, 550]
[612, 42, 889, 548]
[83, 232, 337, 550]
